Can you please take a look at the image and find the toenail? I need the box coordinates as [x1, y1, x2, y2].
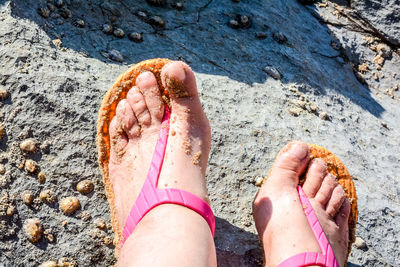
[137, 71, 153, 82]
[290, 142, 309, 161]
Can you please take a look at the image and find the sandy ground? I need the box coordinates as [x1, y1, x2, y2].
[0, 0, 399, 266]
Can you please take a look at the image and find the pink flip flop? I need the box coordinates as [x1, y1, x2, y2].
[121, 106, 215, 244]
[278, 186, 339, 267]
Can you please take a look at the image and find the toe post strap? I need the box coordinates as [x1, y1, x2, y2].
[122, 106, 215, 244]
[278, 186, 339, 267]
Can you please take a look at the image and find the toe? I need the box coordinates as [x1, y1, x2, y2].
[127, 87, 152, 127]
[161, 61, 204, 114]
[314, 173, 337, 207]
[136, 72, 164, 124]
[109, 115, 128, 158]
[335, 197, 351, 226]
[116, 99, 141, 138]
[269, 141, 310, 187]
[326, 185, 346, 218]
[302, 159, 327, 198]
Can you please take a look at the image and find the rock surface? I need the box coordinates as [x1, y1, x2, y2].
[0, 0, 399, 266]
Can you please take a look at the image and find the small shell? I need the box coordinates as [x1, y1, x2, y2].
[0, 89, 8, 100]
[20, 138, 37, 153]
[6, 205, 16, 216]
[40, 189, 57, 204]
[128, 32, 143, 43]
[102, 24, 113, 35]
[149, 16, 165, 28]
[263, 66, 281, 80]
[255, 177, 264, 187]
[255, 32, 267, 39]
[113, 28, 125, 38]
[75, 19, 85, 28]
[38, 261, 57, 267]
[23, 218, 43, 243]
[22, 191, 34, 206]
[60, 197, 80, 215]
[237, 15, 251, 28]
[59, 8, 72, 19]
[0, 124, 4, 140]
[103, 236, 113, 245]
[25, 159, 38, 173]
[354, 236, 367, 249]
[0, 164, 5, 175]
[108, 50, 124, 63]
[76, 180, 94, 194]
[38, 172, 46, 183]
[175, 2, 183, 10]
[94, 218, 106, 230]
[228, 19, 239, 29]
[57, 257, 77, 267]
[319, 112, 329, 121]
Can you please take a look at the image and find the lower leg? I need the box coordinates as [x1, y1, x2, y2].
[119, 205, 216, 267]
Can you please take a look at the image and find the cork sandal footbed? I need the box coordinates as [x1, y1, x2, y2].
[96, 58, 170, 258]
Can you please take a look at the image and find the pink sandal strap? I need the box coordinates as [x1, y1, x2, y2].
[121, 106, 215, 244]
[278, 186, 339, 267]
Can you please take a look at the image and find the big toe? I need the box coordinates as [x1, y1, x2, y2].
[161, 61, 203, 113]
[269, 141, 310, 187]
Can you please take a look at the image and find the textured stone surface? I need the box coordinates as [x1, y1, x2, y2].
[0, 0, 399, 266]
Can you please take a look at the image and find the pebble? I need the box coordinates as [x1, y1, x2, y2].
[60, 197, 80, 215]
[38, 172, 46, 183]
[0, 89, 8, 100]
[0, 123, 4, 140]
[38, 261, 57, 267]
[381, 121, 388, 128]
[237, 15, 251, 28]
[76, 180, 94, 194]
[102, 24, 113, 35]
[40, 189, 57, 204]
[149, 16, 166, 28]
[75, 19, 85, 28]
[25, 159, 38, 173]
[354, 236, 367, 249]
[128, 32, 143, 43]
[22, 191, 34, 206]
[94, 218, 106, 230]
[38, 7, 50, 19]
[273, 32, 287, 44]
[228, 19, 239, 29]
[263, 66, 281, 80]
[288, 108, 301, 117]
[113, 28, 125, 38]
[255, 31, 267, 39]
[255, 177, 264, 187]
[0, 164, 5, 175]
[20, 138, 37, 153]
[108, 50, 124, 63]
[6, 205, 16, 216]
[319, 111, 329, 120]
[52, 38, 62, 48]
[55, 0, 64, 8]
[23, 218, 43, 243]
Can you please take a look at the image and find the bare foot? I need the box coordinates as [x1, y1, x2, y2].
[253, 141, 350, 267]
[108, 61, 215, 266]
